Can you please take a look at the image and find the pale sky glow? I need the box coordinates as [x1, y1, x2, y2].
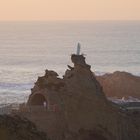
[0, 0, 140, 20]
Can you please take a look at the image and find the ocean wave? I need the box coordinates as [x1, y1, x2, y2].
[0, 82, 33, 90]
[0, 92, 30, 104]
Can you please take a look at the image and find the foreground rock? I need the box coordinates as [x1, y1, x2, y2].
[25, 54, 140, 140]
[0, 115, 48, 140]
[97, 71, 140, 98]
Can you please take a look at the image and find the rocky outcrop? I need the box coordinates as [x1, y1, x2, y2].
[96, 71, 140, 98]
[0, 115, 48, 140]
[26, 54, 140, 140]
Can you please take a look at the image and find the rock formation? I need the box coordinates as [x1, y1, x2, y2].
[26, 54, 140, 140]
[0, 115, 48, 140]
[96, 71, 140, 98]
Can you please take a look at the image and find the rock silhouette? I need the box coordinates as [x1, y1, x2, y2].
[26, 54, 140, 140]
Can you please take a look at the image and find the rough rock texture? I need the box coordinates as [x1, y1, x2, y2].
[26, 54, 140, 140]
[0, 115, 48, 140]
[96, 71, 140, 98]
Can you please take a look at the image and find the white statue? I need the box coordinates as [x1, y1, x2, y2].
[76, 43, 81, 55]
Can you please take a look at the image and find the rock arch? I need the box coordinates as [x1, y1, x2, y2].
[29, 94, 47, 106]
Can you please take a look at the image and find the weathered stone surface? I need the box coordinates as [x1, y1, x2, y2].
[96, 71, 140, 98]
[25, 54, 140, 140]
[0, 115, 48, 140]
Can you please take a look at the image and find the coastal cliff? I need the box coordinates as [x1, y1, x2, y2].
[97, 71, 140, 98]
[26, 54, 140, 140]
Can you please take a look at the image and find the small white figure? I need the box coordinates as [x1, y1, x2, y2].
[43, 101, 47, 111]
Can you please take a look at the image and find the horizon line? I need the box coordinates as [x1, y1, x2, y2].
[0, 19, 140, 22]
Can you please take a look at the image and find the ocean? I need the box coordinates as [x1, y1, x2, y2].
[0, 21, 140, 104]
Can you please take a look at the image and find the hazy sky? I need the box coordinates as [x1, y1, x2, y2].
[0, 0, 140, 20]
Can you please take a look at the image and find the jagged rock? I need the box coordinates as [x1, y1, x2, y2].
[71, 54, 91, 69]
[45, 70, 58, 78]
[25, 54, 140, 140]
[0, 115, 48, 140]
[67, 65, 74, 70]
[96, 71, 140, 98]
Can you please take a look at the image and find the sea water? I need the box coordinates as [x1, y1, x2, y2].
[0, 21, 140, 104]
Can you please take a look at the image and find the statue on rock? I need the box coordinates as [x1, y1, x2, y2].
[26, 45, 140, 140]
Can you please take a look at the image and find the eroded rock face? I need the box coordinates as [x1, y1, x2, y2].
[26, 54, 140, 140]
[96, 71, 140, 98]
[0, 115, 48, 140]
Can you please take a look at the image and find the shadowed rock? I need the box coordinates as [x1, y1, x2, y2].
[0, 115, 48, 140]
[26, 54, 140, 140]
